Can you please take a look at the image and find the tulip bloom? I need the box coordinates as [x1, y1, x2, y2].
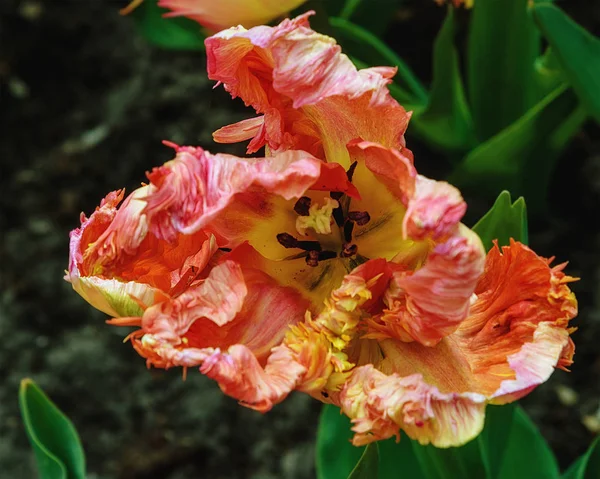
[121, 0, 308, 31]
[67, 13, 577, 448]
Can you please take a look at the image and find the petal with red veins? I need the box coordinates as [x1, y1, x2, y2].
[340, 365, 486, 447]
[159, 0, 308, 31]
[205, 13, 409, 162]
[143, 143, 355, 259]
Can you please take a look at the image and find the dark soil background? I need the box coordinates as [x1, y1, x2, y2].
[1, 1, 599, 478]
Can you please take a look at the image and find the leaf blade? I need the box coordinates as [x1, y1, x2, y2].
[468, 0, 541, 140]
[472, 191, 528, 250]
[19, 379, 86, 479]
[347, 443, 379, 479]
[532, 3, 600, 124]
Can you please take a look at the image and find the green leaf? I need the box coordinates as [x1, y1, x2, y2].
[131, 0, 205, 51]
[468, 0, 541, 141]
[411, 7, 476, 152]
[19, 379, 86, 479]
[316, 404, 365, 479]
[472, 191, 528, 250]
[329, 17, 428, 105]
[563, 437, 600, 479]
[533, 47, 566, 102]
[347, 443, 379, 479]
[450, 83, 585, 213]
[495, 406, 560, 479]
[532, 3, 600, 124]
[339, 0, 406, 36]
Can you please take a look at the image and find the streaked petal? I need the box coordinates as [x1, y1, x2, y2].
[159, 0, 307, 31]
[144, 143, 356, 260]
[206, 13, 409, 163]
[340, 365, 486, 447]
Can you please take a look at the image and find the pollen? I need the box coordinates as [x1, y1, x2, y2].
[296, 197, 339, 236]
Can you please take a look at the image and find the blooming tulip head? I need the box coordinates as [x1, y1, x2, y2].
[158, 0, 308, 31]
[67, 13, 576, 448]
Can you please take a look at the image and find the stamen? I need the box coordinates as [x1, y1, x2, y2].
[306, 250, 320, 267]
[277, 233, 322, 251]
[332, 204, 345, 227]
[294, 196, 311, 216]
[344, 220, 354, 243]
[348, 211, 371, 226]
[341, 243, 358, 258]
[346, 161, 358, 182]
[305, 250, 337, 267]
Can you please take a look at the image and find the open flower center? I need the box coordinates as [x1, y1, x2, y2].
[276, 162, 371, 268]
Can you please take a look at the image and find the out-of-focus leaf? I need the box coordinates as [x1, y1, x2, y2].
[533, 48, 566, 102]
[316, 404, 365, 479]
[496, 406, 560, 479]
[472, 191, 528, 250]
[532, 3, 600, 124]
[317, 402, 558, 479]
[450, 83, 585, 213]
[339, 0, 406, 36]
[412, 7, 476, 152]
[379, 434, 425, 479]
[329, 17, 428, 105]
[347, 443, 379, 479]
[19, 379, 86, 479]
[563, 437, 600, 479]
[468, 0, 541, 141]
[131, 0, 205, 51]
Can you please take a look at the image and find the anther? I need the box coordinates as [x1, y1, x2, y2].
[277, 233, 299, 248]
[348, 211, 371, 226]
[346, 161, 358, 182]
[344, 220, 354, 243]
[294, 196, 311, 216]
[277, 233, 322, 251]
[332, 204, 345, 227]
[306, 250, 320, 267]
[340, 243, 358, 258]
[306, 250, 337, 267]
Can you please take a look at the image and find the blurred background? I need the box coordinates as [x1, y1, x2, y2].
[1, 0, 599, 478]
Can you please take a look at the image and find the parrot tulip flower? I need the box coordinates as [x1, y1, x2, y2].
[67, 13, 577, 448]
[164, 0, 307, 31]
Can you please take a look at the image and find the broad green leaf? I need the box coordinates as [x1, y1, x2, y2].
[563, 437, 600, 479]
[468, 0, 541, 141]
[19, 379, 86, 479]
[348, 443, 379, 479]
[533, 48, 566, 102]
[131, 0, 205, 51]
[472, 191, 528, 250]
[450, 83, 585, 213]
[411, 7, 476, 152]
[496, 406, 560, 479]
[329, 17, 428, 105]
[532, 3, 600, 124]
[339, 0, 406, 36]
[316, 404, 365, 479]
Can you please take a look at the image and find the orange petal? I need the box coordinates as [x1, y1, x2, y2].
[340, 365, 486, 447]
[205, 13, 410, 164]
[158, 0, 308, 31]
[128, 260, 311, 410]
[372, 241, 576, 408]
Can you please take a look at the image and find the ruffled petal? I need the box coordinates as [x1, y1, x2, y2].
[340, 365, 486, 447]
[345, 141, 485, 346]
[159, 0, 307, 31]
[127, 260, 311, 410]
[369, 241, 576, 406]
[143, 143, 356, 260]
[205, 13, 409, 163]
[454, 241, 578, 400]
